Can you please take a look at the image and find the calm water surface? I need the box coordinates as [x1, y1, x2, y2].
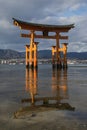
[0, 64, 87, 123]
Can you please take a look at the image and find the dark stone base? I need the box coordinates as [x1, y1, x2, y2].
[52, 63, 68, 70]
[26, 64, 38, 70]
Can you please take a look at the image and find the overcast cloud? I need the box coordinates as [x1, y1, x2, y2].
[0, 0, 87, 52]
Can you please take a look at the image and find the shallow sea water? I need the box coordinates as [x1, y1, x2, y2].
[0, 64, 87, 129]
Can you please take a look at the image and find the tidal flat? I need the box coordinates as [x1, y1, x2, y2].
[0, 64, 87, 130]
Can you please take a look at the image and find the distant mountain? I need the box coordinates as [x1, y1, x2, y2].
[0, 49, 25, 59]
[0, 49, 87, 60]
[38, 50, 51, 59]
[67, 52, 87, 60]
[38, 50, 87, 60]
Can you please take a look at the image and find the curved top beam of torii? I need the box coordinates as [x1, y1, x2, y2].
[13, 18, 74, 32]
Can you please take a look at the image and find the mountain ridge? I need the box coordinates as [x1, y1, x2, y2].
[0, 49, 87, 60]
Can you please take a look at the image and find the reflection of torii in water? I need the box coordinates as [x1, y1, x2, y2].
[21, 68, 75, 111]
[25, 68, 38, 104]
[52, 68, 68, 99]
[14, 68, 75, 118]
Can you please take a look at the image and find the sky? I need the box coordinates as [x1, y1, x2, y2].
[0, 0, 87, 52]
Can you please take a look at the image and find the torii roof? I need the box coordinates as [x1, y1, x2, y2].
[13, 18, 74, 32]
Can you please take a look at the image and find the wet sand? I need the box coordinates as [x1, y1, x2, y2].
[0, 98, 86, 130]
[0, 107, 87, 130]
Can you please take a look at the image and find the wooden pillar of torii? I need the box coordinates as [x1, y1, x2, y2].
[25, 31, 38, 68]
[13, 18, 74, 69]
[52, 42, 68, 69]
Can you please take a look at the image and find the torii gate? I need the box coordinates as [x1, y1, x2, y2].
[13, 18, 74, 69]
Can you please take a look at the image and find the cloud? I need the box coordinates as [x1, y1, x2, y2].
[68, 42, 87, 52]
[69, 2, 86, 11]
[0, 0, 87, 52]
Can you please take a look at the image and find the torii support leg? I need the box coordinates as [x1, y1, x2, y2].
[26, 43, 38, 69]
[26, 45, 30, 68]
[26, 31, 39, 69]
[34, 42, 38, 69]
[52, 46, 56, 69]
[29, 49, 33, 68]
[51, 43, 68, 69]
[62, 43, 68, 69]
[56, 33, 62, 69]
[29, 31, 34, 68]
[25, 44, 33, 68]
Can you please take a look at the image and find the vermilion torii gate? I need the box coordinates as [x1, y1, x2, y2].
[13, 18, 74, 69]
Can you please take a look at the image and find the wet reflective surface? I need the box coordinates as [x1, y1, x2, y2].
[13, 68, 74, 118]
[20, 68, 75, 110]
[0, 64, 87, 129]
